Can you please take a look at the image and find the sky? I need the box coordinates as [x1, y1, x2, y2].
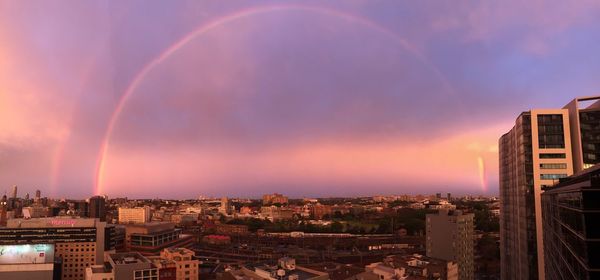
[1, 1, 600, 199]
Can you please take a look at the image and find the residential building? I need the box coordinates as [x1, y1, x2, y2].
[542, 165, 600, 280]
[426, 210, 474, 280]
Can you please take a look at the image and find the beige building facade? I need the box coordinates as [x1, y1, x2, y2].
[499, 97, 600, 280]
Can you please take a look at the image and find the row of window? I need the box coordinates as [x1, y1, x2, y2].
[541, 174, 568, 180]
[540, 163, 567, 169]
[540, 153, 566, 159]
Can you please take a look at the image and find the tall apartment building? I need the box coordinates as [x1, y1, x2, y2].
[426, 210, 474, 280]
[0, 217, 114, 280]
[499, 96, 600, 280]
[541, 165, 600, 280]
[119, 206, 151, 224]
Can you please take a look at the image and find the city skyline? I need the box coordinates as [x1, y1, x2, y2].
[3, 1, 600, 198]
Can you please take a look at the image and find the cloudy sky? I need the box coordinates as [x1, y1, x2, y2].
[1, 1, 600, 198]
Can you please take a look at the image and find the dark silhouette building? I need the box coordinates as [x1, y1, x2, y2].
[88, 196, 106, 222]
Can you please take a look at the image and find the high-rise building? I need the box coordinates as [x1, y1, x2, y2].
[119, 206, 151, 224]
[541, 165, 600, 280]
[499, 96, 600, 280]
[88, 196, 106, 222]
[34, 189, 41, 205]
[0, 217, 114, 280]
[219, 197, 230, 215]
[11, 185, 17, 200]
[426, 210, 474, 280]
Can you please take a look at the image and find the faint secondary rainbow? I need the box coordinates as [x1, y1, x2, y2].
[49, 55, 100, 196]
[93, 4, 456, 195]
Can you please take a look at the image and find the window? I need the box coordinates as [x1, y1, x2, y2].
[540, 153, 566, 159]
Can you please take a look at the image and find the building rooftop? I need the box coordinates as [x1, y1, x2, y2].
[109, 252, 151, 265]
[89, 263, 113, 274]
[6, 217, 100, 228]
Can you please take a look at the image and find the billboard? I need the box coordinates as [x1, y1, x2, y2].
[0, 244, 55, 264]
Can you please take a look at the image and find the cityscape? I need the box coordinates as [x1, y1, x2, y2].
[1, 1, 599, 280]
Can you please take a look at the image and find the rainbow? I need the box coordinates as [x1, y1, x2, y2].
[477, 156, 487, 192]
[93, 4, 455, 195]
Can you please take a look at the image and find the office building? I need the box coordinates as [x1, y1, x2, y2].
[541, 165, 600, 280]
[88, 196, 106, 222]
[426, 210, 474, 280]
[119, 206, 151, 224]
[0, 217, 113, 280]
[499, 96, 600, 279]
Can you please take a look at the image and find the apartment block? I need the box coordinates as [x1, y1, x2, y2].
[426, 210, 474, 280]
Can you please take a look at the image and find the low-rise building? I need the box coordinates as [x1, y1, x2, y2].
[152, 248, 200, 280]
[125, 222, 194, 255]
